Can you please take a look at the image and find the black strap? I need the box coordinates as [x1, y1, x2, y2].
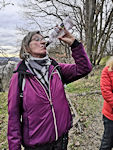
[50, 58, 65, 84]
[18, 73, 25, 114]
[13, 60, 28, 114]
[13, 60, 27, 73]
[18, 73, 24, 97]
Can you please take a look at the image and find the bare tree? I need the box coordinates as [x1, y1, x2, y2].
[0, 0, 14, 10]
[20, 0, 113, 65]
[84, 0, 113, 65]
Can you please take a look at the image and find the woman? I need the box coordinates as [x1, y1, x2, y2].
[7, 28, 92, 150]
[100, 58, 113, 150]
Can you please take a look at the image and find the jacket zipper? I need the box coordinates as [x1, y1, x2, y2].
[48, 66, 59, 141]
[34, 65, 59, 141]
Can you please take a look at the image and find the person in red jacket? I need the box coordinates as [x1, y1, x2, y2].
[100, 58, 113, 150]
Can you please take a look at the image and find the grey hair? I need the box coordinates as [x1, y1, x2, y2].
[19, 31, 40, 59]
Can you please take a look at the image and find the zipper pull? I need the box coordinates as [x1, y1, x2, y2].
[50, 101, 53, 109]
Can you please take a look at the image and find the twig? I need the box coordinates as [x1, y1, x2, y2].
[66, 93, 82, 133]
[73, 90, 101, 97]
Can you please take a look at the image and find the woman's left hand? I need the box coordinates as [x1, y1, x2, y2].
[58, 28, 75, 46]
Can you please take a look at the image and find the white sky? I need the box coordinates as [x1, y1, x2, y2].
[0, 0, 25, 57]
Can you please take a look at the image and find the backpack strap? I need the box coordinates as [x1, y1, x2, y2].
[50, 58, 65, 84]
[18, 73, 26, 98]
[13, 60, 28, 114]
[13, 60, 28, 98]
[18, 73, 26, 114]
[14, 60, 31, 97]
[13, 60, 28, 73]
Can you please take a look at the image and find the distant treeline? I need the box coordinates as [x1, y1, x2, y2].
[0, 57, 20, 65]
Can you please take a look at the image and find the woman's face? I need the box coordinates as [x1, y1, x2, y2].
[28, 34, 47, 58]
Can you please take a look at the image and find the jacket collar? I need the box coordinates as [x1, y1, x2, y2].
[13, 58, 58, 77]
[13, 60, 33, 75]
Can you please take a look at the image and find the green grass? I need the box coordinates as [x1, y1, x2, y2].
[66, 65, 103, 93]
[0, 92, 8, 149]
[66, 81, 91, 93]
[100, 56, 111, 65]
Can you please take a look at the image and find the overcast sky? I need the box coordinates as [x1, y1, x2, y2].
[0, 0, 26, 56]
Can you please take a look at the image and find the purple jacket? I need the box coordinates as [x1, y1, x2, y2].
[8, 42, 92, 150]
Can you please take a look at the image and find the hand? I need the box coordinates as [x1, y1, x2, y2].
[58, 28, 75, 46]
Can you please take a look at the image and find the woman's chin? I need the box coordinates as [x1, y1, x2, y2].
[39, 52, 47, 58]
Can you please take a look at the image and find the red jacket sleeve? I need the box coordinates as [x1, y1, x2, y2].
[100, 66, 113, 108]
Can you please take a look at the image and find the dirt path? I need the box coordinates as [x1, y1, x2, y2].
[68, 95, 104, 150]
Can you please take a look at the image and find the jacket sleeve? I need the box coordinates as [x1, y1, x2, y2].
[100, 66, 113, 108]
[59, 40, 92, 84]
[7, 73, 22, 150]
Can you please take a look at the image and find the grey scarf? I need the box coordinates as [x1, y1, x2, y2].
[25, 55, 51, 89]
